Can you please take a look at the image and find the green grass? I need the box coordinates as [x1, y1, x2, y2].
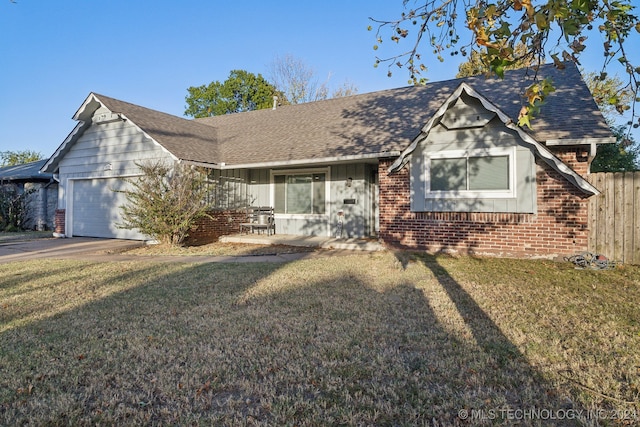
[1, 252, 639, 425]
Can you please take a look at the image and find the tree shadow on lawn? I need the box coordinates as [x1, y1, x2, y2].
[0, 254, 582, 425]
[392, 251, 586, 424]
[0, 261, 173, 332]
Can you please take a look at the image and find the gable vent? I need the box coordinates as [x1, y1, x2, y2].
[440, 112, 496, 129]
[93, 112, 126, 125]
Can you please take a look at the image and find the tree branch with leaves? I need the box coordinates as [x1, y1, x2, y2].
[370, 0, 640, 131]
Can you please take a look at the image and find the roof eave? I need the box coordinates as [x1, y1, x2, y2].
[182, 151, 401, 170]
[545, 137, 616, 146]
[40, 120, 90, 174]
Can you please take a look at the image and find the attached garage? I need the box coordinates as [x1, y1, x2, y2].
[70, 178, 147, 240]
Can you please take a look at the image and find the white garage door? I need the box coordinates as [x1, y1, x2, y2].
[71, 178, 147, 240]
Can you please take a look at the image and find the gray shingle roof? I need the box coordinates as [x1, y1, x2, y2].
[0, 160, 51, 181]
[195, 62, 610, 167]
[51, 62, 612, 170]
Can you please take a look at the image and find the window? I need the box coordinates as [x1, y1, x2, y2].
[273, 171, 326, 214]
[426, 147, 514, 198]
[203, 174, 247, 209]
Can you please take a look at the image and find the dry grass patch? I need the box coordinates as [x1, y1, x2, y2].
[123, 242, 316, 257]
[1, 253, 638, 425]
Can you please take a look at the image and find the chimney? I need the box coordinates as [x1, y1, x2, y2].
[272, 95, 278, 110]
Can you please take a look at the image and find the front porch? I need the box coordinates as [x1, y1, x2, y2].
[207, 162, 379, 240]
[219, 233, 384, 252]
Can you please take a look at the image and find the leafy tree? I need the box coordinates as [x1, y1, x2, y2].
[0, 151, 42, 230]
[585, 71, 633, 119]
[584, 72, 639, 171]
[456, 44, 535, 78]
[591, 125, 639, 171]
[118, 161, 212, 246]
[185, 70, 280, 118]
[267, 54, 359, 104]
[370, 1, 640, 130]
[0, 150, 43, 166]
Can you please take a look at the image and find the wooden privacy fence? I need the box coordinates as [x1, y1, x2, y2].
[587, 172, 640, 265]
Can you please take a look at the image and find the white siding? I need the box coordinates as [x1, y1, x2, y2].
[58, 108, 175, 239]
[410, 95, 537, 213]
[59, 120, 170, 176]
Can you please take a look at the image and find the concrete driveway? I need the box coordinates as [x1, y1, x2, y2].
[0, 237, 143, 264]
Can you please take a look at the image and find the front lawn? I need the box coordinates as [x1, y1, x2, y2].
[1, 253, 638, 425]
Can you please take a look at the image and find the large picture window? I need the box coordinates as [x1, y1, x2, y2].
[426, 147, 515, 198]
[273, 171, 326, 214]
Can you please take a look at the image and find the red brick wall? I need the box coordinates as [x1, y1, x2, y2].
[550, 146, 590, 176]
[378, 155, 590, 258]
[54, 209, 65, 235]
[184, 209, 246, 246]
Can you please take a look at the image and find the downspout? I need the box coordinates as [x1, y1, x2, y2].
[587, 141, 598, 174]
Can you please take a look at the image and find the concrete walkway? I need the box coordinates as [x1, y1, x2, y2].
[0, 236, 380, 264]
[220, 233, 384, 251]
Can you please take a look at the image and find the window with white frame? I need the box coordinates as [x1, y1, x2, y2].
[425, 147, 515, 198]
[273, 171, 327, 214]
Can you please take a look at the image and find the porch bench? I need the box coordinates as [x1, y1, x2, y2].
[240, 206, 276, 236]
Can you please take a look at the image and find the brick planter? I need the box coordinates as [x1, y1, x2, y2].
[184, 209, 246, 246]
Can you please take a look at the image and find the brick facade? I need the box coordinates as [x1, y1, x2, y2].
[378, 152, 591, 258]
[183, 148, 591, 257]
[184, 209, 246, 246]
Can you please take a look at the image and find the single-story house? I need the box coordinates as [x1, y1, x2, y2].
[0, 159, 58, 231]
[41, 62, 614, 257]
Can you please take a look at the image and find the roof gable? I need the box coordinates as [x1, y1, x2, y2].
[94, 94, 222, 165]
[389, 82, 600, 195]
[41, 93, 222, 173]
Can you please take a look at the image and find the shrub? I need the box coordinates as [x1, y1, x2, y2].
[0, 184, 34, 231]
[118, 161, 212, 246]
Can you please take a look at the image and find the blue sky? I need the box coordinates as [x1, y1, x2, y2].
[0, 0, 636, 157]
